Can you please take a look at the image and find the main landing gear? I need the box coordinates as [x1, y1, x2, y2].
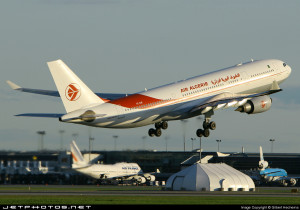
[148, 112, 216, 138]
[196, 120, 216, 138]
[196, 110, 216, 138]
[148, 121, 168, 137]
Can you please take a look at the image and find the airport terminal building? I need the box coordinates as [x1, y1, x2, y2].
[0, 149, 300, 185]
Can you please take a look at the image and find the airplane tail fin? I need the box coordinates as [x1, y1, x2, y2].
[259, 146, 264, 161]
[47, 60, 105, 113]
[70, 140, 89, 168]
[258, 146, 268, 170]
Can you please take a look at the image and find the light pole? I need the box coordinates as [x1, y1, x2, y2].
[59, 130, 65, 151]
[37, 131, 46, 151]
[113, 135, 118, 151]
[191, 138, 196, 151]
[216, 139, 222, 152]
[199, 136, 202, 163]
[181, 119, 188, 152]
[89, 136, 94, 162]
[270, 139, 275, 153]
[165, 135, 170, 152]
[142, 136, 147, 150]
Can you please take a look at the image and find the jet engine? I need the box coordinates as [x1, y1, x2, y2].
[258, 160, 268, 170]
[144, 174, 155, 182]
[136, 176, 147, 184]
[289, 178, 297, 186]
[235, 95, 272, 114]
[263, 175, 275, 183]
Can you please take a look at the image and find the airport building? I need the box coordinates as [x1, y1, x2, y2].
[0, 150, 300, 185]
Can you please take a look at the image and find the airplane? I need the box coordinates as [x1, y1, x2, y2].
[7, 58, 291, 138]
[70, 140, 157, 183]
[255, 146, 297, 186]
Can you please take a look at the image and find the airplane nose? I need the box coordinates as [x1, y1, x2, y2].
[287, 65, 292, 76]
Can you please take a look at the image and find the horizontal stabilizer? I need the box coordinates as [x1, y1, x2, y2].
[7, 80, 61, 97]
[15, 113, 64, 118]
[6, 80, 21, 90]
[7, 80, 128, 100]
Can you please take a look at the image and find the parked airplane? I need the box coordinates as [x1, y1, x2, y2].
[70, 140, 156, 183]
[7, 58, 291, 138]
[257, 146, 297, 186]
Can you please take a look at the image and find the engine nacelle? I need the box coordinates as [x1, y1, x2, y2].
[136, 176, 146, 184]
[144, 175, 155, 182]
[236, 95, 272, 114]
[263, 175, 274, 182]
[258, 160, 268, 170]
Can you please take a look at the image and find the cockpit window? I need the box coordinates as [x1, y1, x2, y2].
[283, 63, 287, 67]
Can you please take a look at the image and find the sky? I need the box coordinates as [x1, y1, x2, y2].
[1, 0, 300, 153]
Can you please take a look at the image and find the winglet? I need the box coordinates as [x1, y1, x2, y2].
[6, 80, 21, 90]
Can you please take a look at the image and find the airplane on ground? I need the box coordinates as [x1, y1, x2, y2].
[252, 146, 297, 186]
[7, 58, 291, 138]
[70, 140, 157, 183]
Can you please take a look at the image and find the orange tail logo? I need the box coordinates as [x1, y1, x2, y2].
[261, 100, 266, 108]
[65, 83, 81, 101]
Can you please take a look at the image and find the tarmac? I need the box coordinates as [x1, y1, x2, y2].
[0, 185, 300, 197]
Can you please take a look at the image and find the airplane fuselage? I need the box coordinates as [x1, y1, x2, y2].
[260, 168, 288, 178]
[73, 162, 143, 180]
[61, 59, 291, 128]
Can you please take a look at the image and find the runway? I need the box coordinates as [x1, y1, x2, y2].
[0, 185, 299, 197]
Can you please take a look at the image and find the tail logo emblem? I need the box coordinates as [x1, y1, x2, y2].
[65, 83, 81, 101]
[261, 100, 266, 108]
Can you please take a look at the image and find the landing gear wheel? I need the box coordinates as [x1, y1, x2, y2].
[148, 128, 155, 137]
[155, 122, 161, 129]
[155, 128, 162, 137]
[209, 121, 216, 130]
[196, 129, 203, 137]
[161, 121, 168, 130]
[203, 129, 210, 137]
[155, 121, 168, 130]
[196, 128, 210, 137]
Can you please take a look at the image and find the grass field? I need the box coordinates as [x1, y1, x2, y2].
[0, 185, 300, 205]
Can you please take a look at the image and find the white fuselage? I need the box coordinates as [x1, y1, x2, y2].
[61, 59, 291, 128]
[73, 162, 143, 180]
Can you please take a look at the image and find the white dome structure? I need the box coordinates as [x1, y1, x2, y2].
[166, 163, 255, 191]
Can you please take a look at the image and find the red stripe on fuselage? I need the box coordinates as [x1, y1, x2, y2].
[109, 94, 162, 108]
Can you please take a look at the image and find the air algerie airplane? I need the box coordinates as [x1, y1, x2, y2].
[7, 58, 291, 138]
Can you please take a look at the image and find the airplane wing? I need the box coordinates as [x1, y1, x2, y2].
[6, 80, 127, 100]
[273, 176, 299, 187]
[156, 80, 282, 121]
[277, 176, 300, 180]
[189, 81, 282, 115]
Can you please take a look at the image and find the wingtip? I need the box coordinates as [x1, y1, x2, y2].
[47, 59, 63, 64]
[6, 80, 21, 90]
